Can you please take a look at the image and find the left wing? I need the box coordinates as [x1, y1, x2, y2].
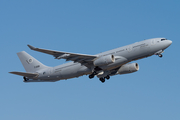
[27, 45, 97, 64]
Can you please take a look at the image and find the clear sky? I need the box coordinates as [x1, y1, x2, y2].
[1, 0, 180, 120]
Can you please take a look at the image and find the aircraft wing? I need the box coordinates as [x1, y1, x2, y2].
[9, 71, 38, 77]
[27, 45, 97, 64]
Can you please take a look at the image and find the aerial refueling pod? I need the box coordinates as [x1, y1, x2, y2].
[94, 55, 115, 66]
[118, 63, 139, 74]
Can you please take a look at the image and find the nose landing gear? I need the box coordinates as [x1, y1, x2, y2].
[158, 54, 163, 58]
[155, 50, 164, 58]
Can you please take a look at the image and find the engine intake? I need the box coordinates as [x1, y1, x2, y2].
[118, 63, 139, 74]
[94, 55, 115, 66]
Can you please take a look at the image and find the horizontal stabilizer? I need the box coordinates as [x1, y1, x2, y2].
[9, 71, 38, 77]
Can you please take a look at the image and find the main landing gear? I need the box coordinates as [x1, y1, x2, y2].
[89, 71, 97, 79]
[89, 66, 101, 79]
[99, 77, 105, 83]
[99, 75, 110, 83]
[89, 66, 110, 83]
[89, 72, 110, 83]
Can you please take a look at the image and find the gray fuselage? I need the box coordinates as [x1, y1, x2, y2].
[35, 38, 172, 81]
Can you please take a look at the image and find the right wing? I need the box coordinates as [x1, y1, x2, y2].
[9, 71, 38, 77]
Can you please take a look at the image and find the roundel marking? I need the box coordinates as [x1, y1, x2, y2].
[28, 58, 33, 63]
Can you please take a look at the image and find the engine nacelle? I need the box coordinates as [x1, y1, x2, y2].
[94, 55, 115, 66]
[118, 63, 139, 75]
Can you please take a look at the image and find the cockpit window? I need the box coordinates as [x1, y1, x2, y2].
[161, 38, 167, 41]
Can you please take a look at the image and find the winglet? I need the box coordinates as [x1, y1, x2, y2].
[27, 44, 36, 50]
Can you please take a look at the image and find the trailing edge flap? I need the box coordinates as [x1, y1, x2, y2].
[9, 71, 38, 77]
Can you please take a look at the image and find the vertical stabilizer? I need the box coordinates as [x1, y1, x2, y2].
[17, 51, 48, 72]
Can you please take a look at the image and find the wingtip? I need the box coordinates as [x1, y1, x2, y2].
[9, 71, 17, 74]
[27, 44, 36, 50]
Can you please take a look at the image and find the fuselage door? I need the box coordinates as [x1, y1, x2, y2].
[128, 45, 132, 52]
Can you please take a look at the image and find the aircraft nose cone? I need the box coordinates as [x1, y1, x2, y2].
[164, 40, 172, 49]
[167, 40, 172, 46]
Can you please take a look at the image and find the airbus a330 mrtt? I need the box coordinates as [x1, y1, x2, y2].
[9, 38, 172, 83]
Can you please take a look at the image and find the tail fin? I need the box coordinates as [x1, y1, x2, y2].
[17, 51, 48, 72]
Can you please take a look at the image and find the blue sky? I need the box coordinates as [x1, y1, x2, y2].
[1, 0, 180, 120]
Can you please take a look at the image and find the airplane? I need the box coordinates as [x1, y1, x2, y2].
[9, 38, 172, 83]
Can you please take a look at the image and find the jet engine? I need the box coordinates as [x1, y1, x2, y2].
[94, 55, 115, 66]
[118, 63, 139, 74]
